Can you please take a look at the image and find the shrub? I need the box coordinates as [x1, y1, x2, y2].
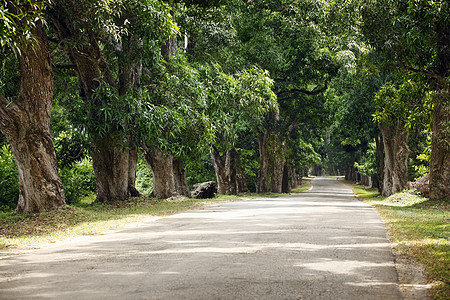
[136, 157, 153, 196]
[60, 157, 96, 204]
[0, 145, 19, 211]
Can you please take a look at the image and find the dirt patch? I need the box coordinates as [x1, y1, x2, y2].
[393, 249, 432, 299]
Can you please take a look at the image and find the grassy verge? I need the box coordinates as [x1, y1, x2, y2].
[0, 180, 311, 251]
[349, 182, 449, 299]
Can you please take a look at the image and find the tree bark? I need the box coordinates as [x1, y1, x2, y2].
[380, 120, 410, 196]
[373, 134, 384, 191]
[90, 135, 130, 202]
[430, 92, 450, 199]
[142, 146, 178, 199]
[256, 131, 270, 193]
[173, 158, 190, 197]
[211, 149, 236, 195]
[0, 22, 65, 213]
[256, 129, 286, 193]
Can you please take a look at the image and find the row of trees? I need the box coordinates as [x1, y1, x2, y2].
[0, 0, 448, 214]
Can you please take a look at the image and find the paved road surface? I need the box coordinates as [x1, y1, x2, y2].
[0, 177, 401, 299]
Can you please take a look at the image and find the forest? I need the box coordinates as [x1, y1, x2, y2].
[0, 0, 448, 214]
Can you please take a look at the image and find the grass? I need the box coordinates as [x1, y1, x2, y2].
[349, 183, 449, 300]
[0, 179, 311, 250]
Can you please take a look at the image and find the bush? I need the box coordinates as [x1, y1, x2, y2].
[136, 157, 153, 196]
[60, 157, 96, 204]
[0, 145, 19, 211]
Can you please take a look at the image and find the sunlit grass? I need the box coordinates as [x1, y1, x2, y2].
[351, 183, 449, 299]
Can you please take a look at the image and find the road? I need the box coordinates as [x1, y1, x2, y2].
[0, 177, 401, 299]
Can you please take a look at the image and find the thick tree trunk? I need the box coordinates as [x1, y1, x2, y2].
[127, 148, 141, 197]
[430, 92, 450, 199]
[143, 146, 177, 199]
[256, 129, 286, 193]
[90, 136, 130, 202]
[380, 120, 410, 196]
[0, 23, 65, 213]
[211, 149, 237, 195]
[173, 158, 190, 197]
[270, 142, 285, 193]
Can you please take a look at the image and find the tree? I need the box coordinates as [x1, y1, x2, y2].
[362, 0, 450, 199]
[49, 0, 175, 202]
[0, 1, 65, 213]
[198, 64, 277, 194]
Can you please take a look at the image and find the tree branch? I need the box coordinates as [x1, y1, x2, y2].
[404, 68, 444, 83]
[277, 83, 328, 102]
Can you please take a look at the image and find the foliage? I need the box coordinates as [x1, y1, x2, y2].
[0, 144, 18, 211]
[184, 152, 216, 188]
[136, 155, 153, 196]
[354, 141, 377, 177]
[59, 157, 96, 204]
[198, 63, 277, 151]
[361, 0, 449, 79]
[0, 0, 52, 56]
[143, 53, 213, 157]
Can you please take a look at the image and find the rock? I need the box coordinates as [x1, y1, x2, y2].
[191, 181, 217, 199]
[411, 174, 430, 198]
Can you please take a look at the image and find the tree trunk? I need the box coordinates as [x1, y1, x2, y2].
[143, 146, 177, 199]
[430, 92, 450, 199]
[380, 120, 410, 196]
[128, 148, 141, 197]
[270, 140, 285, 193]
[90, 135, 130, 202]
[256, 129, 286, 193]
[0, 22, 65, 213]
[236, 164, 248, 194]
[211, 149, 237, 195]
[373, 134, 384, 191]
[173, 158, 190, 197]
[282, 164, 290, 193]
[256, 131, 270, 193]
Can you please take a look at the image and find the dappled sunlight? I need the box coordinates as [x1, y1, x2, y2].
[0, 177, 401, 299]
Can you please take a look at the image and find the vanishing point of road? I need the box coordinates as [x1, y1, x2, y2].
[0, 177, 401, 299]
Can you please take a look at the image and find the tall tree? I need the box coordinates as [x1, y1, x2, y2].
[0, 1, 65, 213]
[362, 0, 450, 199]
[49, 0, 174, 202]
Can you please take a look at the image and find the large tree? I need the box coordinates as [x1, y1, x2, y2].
[49, 0, 174, 202]
[0, 1, 65, 213]
[362, 0, 450, 199]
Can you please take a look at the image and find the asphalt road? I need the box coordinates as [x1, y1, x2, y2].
[0, 177, 402, 299]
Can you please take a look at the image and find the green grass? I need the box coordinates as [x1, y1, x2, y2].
[351, 183, 449, 299]
[0, 180, 311, 250]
